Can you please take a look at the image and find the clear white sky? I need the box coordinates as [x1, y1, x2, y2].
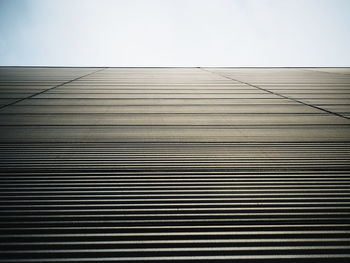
[0, 0, 349, 67]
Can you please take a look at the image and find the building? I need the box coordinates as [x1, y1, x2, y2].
[0, 67, 350, 262]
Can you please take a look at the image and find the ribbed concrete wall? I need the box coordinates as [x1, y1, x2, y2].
[0, 67, 350, 262]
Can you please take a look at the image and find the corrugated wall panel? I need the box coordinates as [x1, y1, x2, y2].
[0, 67, 350, 262]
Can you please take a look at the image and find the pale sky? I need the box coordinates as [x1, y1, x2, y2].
[0, 0, 349, 67]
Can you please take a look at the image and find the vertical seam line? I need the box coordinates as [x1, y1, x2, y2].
[199, 67, 350, 121]
[0, 67, 108, 111]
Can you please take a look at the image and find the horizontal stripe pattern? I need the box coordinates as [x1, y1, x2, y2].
[0, 67, 350, 262]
